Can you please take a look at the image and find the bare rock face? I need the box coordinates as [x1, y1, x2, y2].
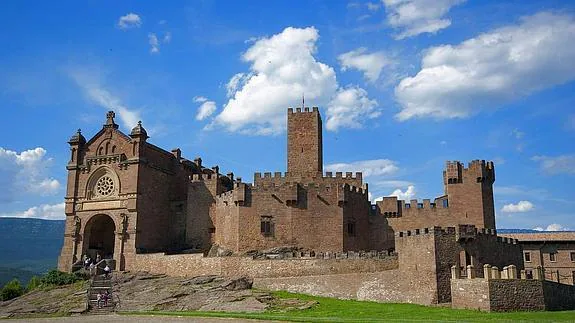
[0, 272, 317, 318]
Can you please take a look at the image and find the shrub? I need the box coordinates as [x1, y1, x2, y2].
[41, 270, 83, 286]
[26, 276, 42, 291]
[1, 279, 24, 301]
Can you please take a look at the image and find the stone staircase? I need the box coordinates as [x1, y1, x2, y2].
[87, 275, 115, 315]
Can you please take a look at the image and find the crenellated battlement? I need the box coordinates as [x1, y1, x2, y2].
[287, 106, 319, 114]
[253, 171, 362, 181]
[395, 225, 516, 244]
[444, 159, 495, 185]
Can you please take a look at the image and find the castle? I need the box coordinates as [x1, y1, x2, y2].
[58, 108, 575, 311]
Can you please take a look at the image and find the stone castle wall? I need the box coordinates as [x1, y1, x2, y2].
[133, 253, 398, 278]
[452, 278, 575, 311]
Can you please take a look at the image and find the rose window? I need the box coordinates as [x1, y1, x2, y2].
[95, 176, 114, 197]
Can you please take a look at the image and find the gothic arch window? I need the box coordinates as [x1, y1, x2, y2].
[86, 167, 120, 200]
[98, 147, 104, 156]
[111, 145, 116, 154]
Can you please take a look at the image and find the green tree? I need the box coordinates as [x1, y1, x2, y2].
[26, 276, 42, 291]
[1, 279, 24, 301]
[41, 269, 83, 286]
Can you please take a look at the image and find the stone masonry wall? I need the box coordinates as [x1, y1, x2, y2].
[451, 278, 575, 312]
[133, 253, 398, 278]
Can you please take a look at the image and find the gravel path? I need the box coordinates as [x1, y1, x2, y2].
[7, 314, 280, 323]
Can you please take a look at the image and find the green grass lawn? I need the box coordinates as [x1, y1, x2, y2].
[122, 290, 575, 322]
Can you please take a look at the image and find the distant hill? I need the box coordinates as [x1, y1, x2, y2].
[0, 218, 64, 286]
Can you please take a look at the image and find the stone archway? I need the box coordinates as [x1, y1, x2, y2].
[83, 214, 116, 260]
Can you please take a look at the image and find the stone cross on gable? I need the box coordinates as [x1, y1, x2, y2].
[106, 111, 116, 125]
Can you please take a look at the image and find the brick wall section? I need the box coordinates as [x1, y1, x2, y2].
[133, 253, 398, 278]
[254, 270, 406, 302]
[449, 279, 491, 311]
[395, 225, 523, 304]
[451, 278, 575, 311]
[542, 280, 575, 310]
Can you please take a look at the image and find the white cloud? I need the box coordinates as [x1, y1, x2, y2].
[388, 185, 416, 200]
[338, 47, 392, 82]
[193, 96, 208, 103]
[325, 159, 399, 178]
[214, 27, 379, 135]
[501, 200, 534, 213]
[195, 98, 217, 121]
[382, 0, 465, 39]
[226, 73, 248, 98]
[326, 86, 380, 131]
[394, 12, 575, 121]
[0, 203, 65, 220]
[533, 224, 571, 232]
[367, 2, 381, 12]
[149, 33, 160, 53]
[117, 13, 142, 30]
[532, 155, 575, 175]
[68, 69, 141, 130]
[163, 32, 172, 43]
[0, 147, 60, 202]
[215, 27, 338, 134]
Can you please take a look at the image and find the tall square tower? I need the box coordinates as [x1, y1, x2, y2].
[287, 107, 323, 177]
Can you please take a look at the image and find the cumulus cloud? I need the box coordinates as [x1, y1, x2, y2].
[214, 27, 378, 135]
[326, 86, 380, 131]
[68, 69, 141, 130]
[501, 200, 534, 213]
[382, 0, 465, 39]
[338, 48, 392, 82]
[0, 203, 65, 220]
[325, 159, 399, 177]
[194, 96, 217, 121]
[117, 13, 142, 30]
[388, 185, 416, 200]
[533, 224, 571, 232]
[394, 12, 575, 121]
[0, 147, 60, 202]
[149, 33, 160, 53]
[531, 155, 575, 175]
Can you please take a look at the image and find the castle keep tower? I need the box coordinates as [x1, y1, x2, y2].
[443, 160, 496, 229]
[287, 107, 323, 178]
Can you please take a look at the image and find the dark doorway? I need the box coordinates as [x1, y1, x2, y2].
[84, 214, 115, 259]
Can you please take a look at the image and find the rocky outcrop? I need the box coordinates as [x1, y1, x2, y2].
[0, 272, 314, 319]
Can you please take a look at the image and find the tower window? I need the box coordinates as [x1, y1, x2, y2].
[347, 222, 356, 236]
[549, 252, 557, 262]
[260, 216, 273, 236]
[524, 252, 531, 262]
[570, 252, 575, 262]
[442, 199, 449, 208]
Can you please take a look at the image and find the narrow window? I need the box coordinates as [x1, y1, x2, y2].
[209, 227, 216, 234]
[111, 145, 116, 153]
[347, 222, 356, 236]
[442, 199, 449, 208]
[550, 252, 557, 262]
[260, 216, 273, 236]
[405, 203, 411, 209]
[524, 252, 531, 262]
[526, 270, 533, 279]
[571, 252, 575, 262]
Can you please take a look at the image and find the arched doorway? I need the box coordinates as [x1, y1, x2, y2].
[83, 214, 116, 260]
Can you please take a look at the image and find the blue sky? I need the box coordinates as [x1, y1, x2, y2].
[0, 0, 574, 231]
